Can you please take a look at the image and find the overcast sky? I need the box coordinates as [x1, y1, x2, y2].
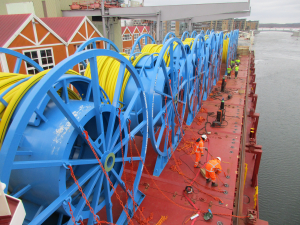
[126, 0, 300, 23]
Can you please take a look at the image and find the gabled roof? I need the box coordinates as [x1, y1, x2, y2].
[137, 26, 150, 33]
[121, 27, 129, 35]
[129, 26, 139, 33]
[40, 16, 85, 42]
[0, 14, 31, 47]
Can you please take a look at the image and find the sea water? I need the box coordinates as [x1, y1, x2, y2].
[254, 31, 300, 224]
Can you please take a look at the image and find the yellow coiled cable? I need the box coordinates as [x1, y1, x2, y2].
[0, 69, 80, 147]
[222, 38, 229, 63]
[84, 53, 147, 105]
[183, 38, 194, 49]
[141, 43, 178, 67]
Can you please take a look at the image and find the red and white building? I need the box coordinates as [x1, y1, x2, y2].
[121, 26, 150, 54]
[0, 14, 103, 75]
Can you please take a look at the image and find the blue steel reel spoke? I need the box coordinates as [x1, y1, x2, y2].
[103, 178, 113, 223]
[105, 64, 126, 152]
[89, 56, 103, 137]
[67, 171, 101, 225]
[112, 120, 147, 155]
[88, 173, 104, 225]
[0, 49, 148, 224]
[47, 87, 104, 158]
[108, 89, 141, 152]
[31, 165, 100, 225]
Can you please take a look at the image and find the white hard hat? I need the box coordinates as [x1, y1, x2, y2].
[201, 134, 207, 140]
[216, 157, 221, 162]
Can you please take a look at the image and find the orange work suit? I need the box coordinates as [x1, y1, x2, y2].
[194, 139, 204, 168]
[205, 159, 222, 182]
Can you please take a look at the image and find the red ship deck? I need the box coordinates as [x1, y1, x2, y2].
[94, 53, 268, 225]
[132, 56, 251, 225]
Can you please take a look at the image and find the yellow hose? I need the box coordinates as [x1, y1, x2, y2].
[84, 53, 148, 105]
[222, 38, 229, 63]
[141, 42, 178, 67]
[0, 69, 80, 147]
[183, 38, 194, 49]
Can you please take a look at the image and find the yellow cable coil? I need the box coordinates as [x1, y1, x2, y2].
[182, 38, 194, 49]
[141, 43, 178, 67]
[253, 186, 258, 209]
[0, 69, 80, 147]
[84, 52, 149, 104]
[222, 38, 229, 63]
[244, 163, 248, 186]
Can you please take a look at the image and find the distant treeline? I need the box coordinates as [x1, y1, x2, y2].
[259, 23, 300, 28]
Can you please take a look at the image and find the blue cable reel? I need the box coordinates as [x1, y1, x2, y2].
[127, 35, 189, 176]
[185, 34, 206, 125]
[0, 48, 149, 225]
[148, 38, 188, 176]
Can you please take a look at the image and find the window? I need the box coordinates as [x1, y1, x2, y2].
[23, 48, 54, 74]
[76, 43, 93, 75]
[124, 48, 131, 55]
[123, 34, 131, 41]
[142, 37, 145, 44]
[134, 33, 139, 41]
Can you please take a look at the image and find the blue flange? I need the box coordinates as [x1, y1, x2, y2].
[191, 30, 197, 38]
[0, 49, 149, 225]
[130, 34, 156, 59]
[181, 31, 190, 41]
[186, 34, 206, 125]
[162, 32, 176, 44]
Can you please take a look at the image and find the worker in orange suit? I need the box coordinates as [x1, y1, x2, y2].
[205, 157, 222, 187]
[194, 134, 208, 168]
